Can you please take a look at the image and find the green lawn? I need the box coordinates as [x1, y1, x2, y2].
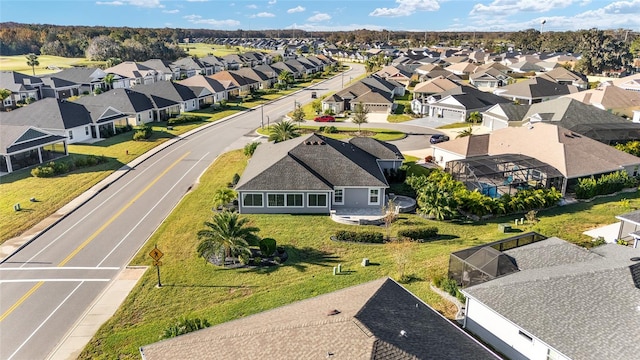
[78, 147, 640, 359]
[255, 125, 405, 142]
[0, 72, 344, 245]
[179, 43, 263, 58]
[0, 55, 105, 75]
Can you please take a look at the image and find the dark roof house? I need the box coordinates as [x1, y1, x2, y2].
[140, 278, 501, 360]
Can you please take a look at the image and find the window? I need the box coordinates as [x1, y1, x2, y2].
[518, 330, 533, 342]
[85, 126, 89, 135]
[308, 194, 327, 207]
[546, 348, 562, 360]
[333, 189, 343, 204]
[369, 189, 379, 204]
[267, 194, 285, 207]
[286, 194, 303, 207]
[68, 130, 73, 140]
[242, 193, 263, 207]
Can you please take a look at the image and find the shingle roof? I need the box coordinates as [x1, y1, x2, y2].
[0, 71, 42, 92]
[1, 125, 66, 154]
[178, 74, 230, 93]
[75, 88, 154, 114]
[2, 98, 93, 130]
[495, 77, 578, 99]
[140, 278, 500, 360]
[133, 81, 197, 107]
[349, 137, 403, 160]
[463, 239, 640, 360]
[39, 67, 106, 84]
[235, 133, 391, 191]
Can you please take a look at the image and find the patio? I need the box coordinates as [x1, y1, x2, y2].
[330, 195, 416, 225]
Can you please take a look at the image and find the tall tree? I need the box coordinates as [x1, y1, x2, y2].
[196, 210, 260, 266]
[268, 120, 300, 143]
[25, 53, 39, 76]
[351, 102, 369, 133]
[575, 28, 632, 75]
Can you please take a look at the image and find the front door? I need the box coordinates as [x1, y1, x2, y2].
[91, 125, 97, 138]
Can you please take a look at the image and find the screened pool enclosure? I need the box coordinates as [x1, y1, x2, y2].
[445, 154, 564, 198]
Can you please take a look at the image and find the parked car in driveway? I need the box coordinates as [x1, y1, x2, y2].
[314, 115, 335, 122]
[430, 134, 450, 144]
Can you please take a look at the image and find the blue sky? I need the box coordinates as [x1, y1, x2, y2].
[1, 0, 639, 32]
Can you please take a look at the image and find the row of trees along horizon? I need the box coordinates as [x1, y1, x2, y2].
[1, 22, 638, 75]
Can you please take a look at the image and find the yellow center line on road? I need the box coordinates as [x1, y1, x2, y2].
[0, 152, 190, 323]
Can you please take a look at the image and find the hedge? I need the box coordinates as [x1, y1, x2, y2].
[397, 227, 438, 241]
[167, 115, 204, 126]
[31, 155, 107, 178]
[334, 230, 384, 243]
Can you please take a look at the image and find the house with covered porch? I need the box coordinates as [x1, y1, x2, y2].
[0, 125, 68, 174]
[235, 133, 404, 222]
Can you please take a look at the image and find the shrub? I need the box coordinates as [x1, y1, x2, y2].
[575, 171, 635, 199]
[161, 317, 210, 340]
[397, 227, 438, 241]
[243, 142, 260, 157]
[323, 126, 338, 134]
[31, 165, 55, 178]
[259, 238, 277, 257]
[133, 124, 152, 141]
[167, 115, 203, 125]
[334, 230, 384, 243]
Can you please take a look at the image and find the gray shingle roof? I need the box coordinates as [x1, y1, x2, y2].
[132, 81, 196, 108]
[139, 278, 500, 360]
[39, 67, 105, 84]
[0, 71, 42, 92]
[235, 133, 391, 191]
[1, 125, 66, 154]
[76, 88, 154, 114]
[464, 238, 640, 360]
[2, 98, 93, 130]
[496, 77, 578, 99]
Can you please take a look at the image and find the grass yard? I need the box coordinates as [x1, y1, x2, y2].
[255, 125, 405, 142]
[78, 148, 640, 359]
[180, 43, 266, 58]
[0, 55, 105, 75]
[0, 70, 344, 245]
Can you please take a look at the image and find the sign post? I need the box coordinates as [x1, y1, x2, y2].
[149, 245, 164, 288]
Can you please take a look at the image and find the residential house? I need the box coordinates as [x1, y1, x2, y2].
[104, 61, 159, 88]
[177, 75, 232, 106]
[374, 65, 414, 87]
[481, 103, 531, 130]
[271, 61, 302, 79]
[427, 85, 512, 122]
[40, 67, 108, 98]
[461, 237, 640, 360]
[76, 88, 155, 126]
[139, 59, 178, 81]
[139, 277, 501, 360]
[171, 56, 215, 78]
[493, 77, 579, 104]
[444, 62, 479, 78]
[220, 53, 249, 70]
[611, 73, 640, 92]
[469, 68, 513, 90]
[199, 55, 226, 73]
[507, 60, 545, 73]
[411, 76, 461, 115]
[235, 133, 403, 215]
[432, 122, 640, 195]
[537, 67, 588, 89]
[2, 98, 103, 144]
[284, 58, 315, 76]
[233, 68, 273, 90]
[562, 83, 640, 119]
[132, 81, 200, 119]
[209, 70, 258, 96]
[323, 78, 395, 114]
[0, 71, 43, 110]
[0, 124, 68, 173]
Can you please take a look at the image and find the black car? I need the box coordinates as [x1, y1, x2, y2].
[430, 134, 450, 144]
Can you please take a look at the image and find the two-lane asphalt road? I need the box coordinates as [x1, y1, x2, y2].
[0, 63, 436, 359]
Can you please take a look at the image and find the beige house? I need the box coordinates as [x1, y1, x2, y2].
[563, 83, 640, 118]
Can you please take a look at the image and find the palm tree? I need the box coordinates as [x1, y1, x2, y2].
[212, 188, 237, 211]
[197, 210, 260, 266]
[467, 111, 482, 124]
[25, 53, 39, 76]
[103, 73, 115, 90]
[268, 120, 300, 143]
[278, 70, 294, 87]
[351, 102, 369, 133]
[456, 125, 474, 138]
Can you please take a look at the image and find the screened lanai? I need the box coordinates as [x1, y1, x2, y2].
[445, 154, 564, 198]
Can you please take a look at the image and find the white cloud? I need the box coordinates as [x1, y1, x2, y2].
[268, 0, 277, 4]
[370, 0, 439, 17]
[307, 13, 331, 22]
[251, 12, 276, 18]
[247, 4, 257, 9]
[470, 0, 579, 16]
[288, 22, 385, 31]
[96, 0, 164, 7]
[163, 9, 179, 13]
[287, 5, 305, 13]
[184, 14, 240, 27]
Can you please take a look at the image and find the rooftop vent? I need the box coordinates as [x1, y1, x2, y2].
[326, 309, 341, 316]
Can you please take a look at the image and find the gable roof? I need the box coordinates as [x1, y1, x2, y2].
[413, 76, 460, 94]
[432, 85, 511, 109]
[482, 103, 531, 122]
[104, 61, 156, 79]
[463, 238, 640, 360]
[494, 77, 579, 99]
[562, 84, 640, 111]
[132, 81, 197, 107]
[140, 278, 500, 360]
[1, 98, 93, 130]
[537, 67, 588, 86]
[236, 133, 391, 191]
[0, 124, 66, 154]
[436, 122, 640, 178]
[75, 88, 154, 114]
[40, 67, 106, 84]
[0, 70, 43, 92]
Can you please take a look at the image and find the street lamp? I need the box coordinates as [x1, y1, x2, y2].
[261, 104, 264, 129]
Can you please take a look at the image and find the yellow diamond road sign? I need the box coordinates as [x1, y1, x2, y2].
[149, 247, 164, 261]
